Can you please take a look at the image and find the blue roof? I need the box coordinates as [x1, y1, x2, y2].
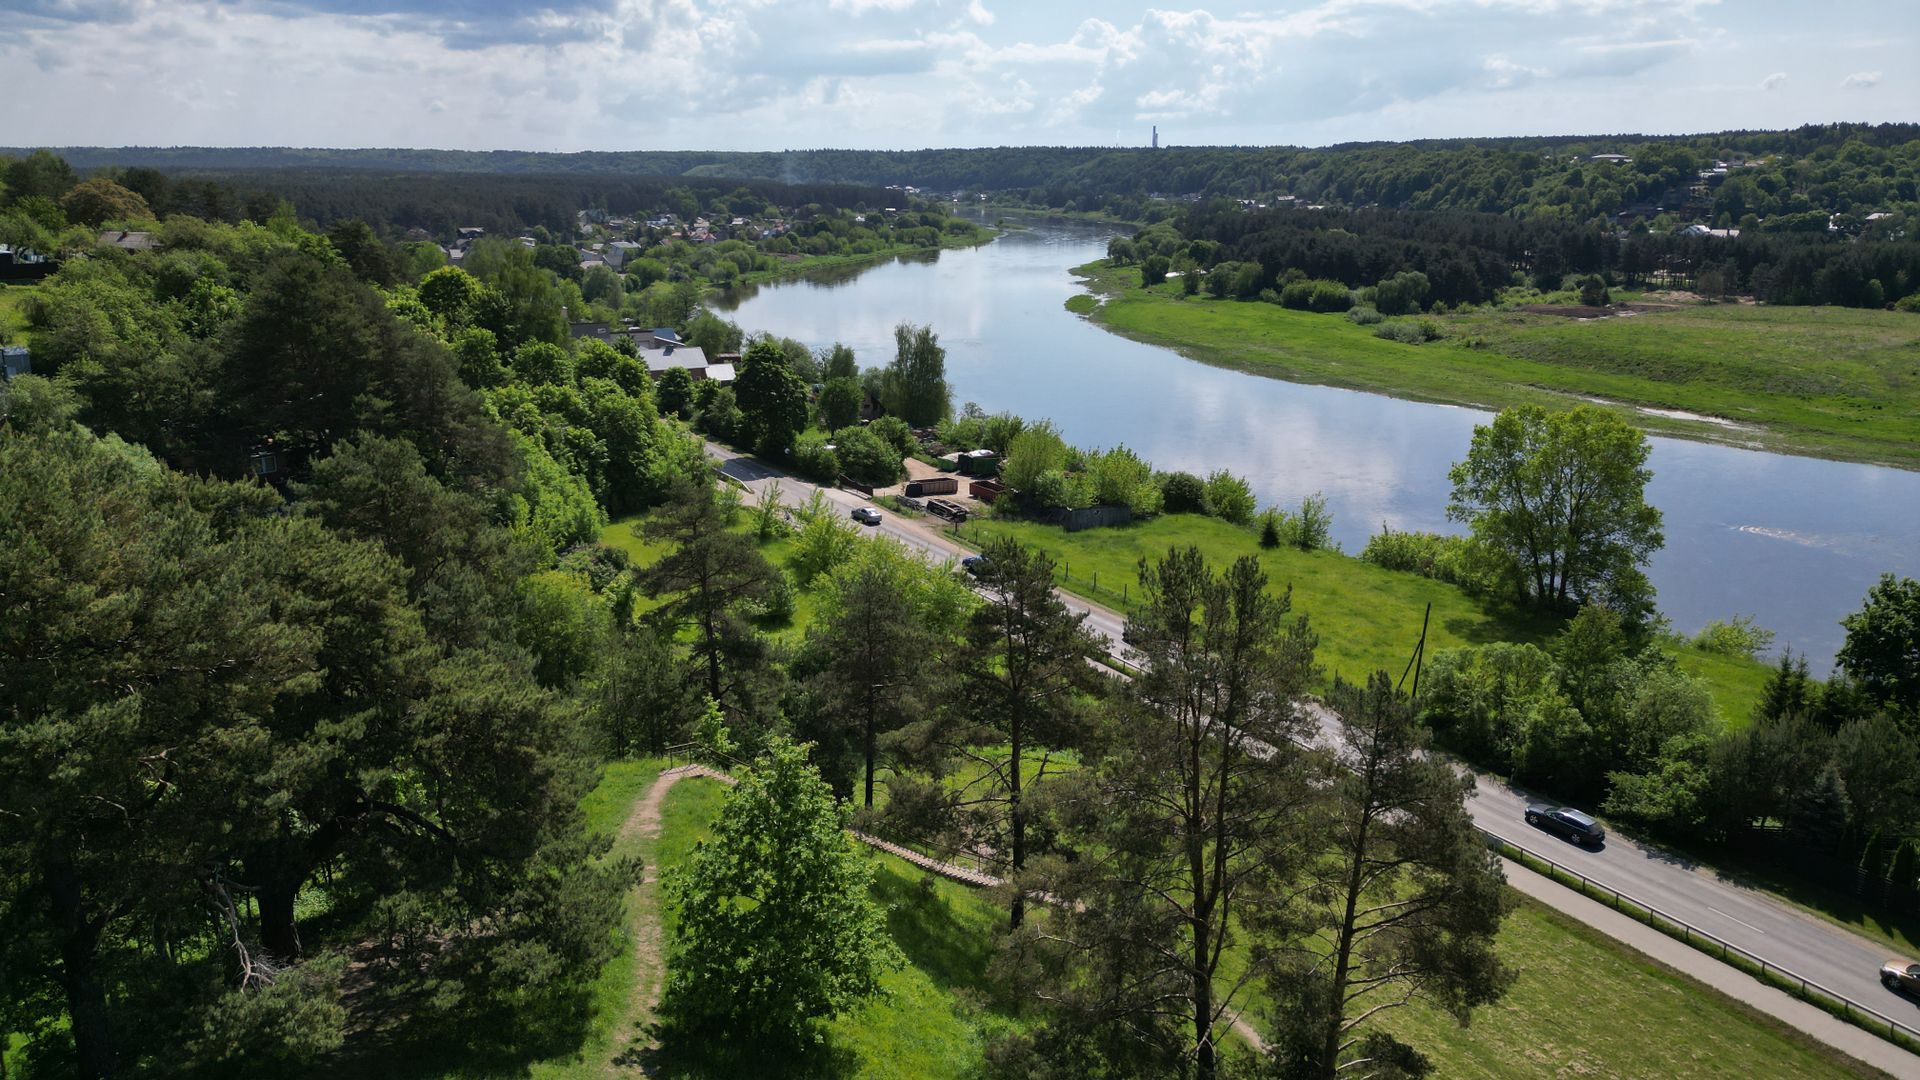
[650, 327, 681, 343]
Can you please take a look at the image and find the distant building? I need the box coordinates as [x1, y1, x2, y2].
[1, 346, 30, 380]
[1152, 124, 1159, 149]
[1589, 153, 1632, 165]
[605, 241, 644, 269]
[1680, 223, 1740, 239]
[0, 243, 54, 282]
[97, 230, 159, 252]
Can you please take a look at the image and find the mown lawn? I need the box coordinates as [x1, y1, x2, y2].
[960, 513, 1769, 726]
[1079, 260, 1920, 469]
[1367, 897, 1872, 1079]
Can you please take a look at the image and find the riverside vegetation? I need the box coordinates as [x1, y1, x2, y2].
[3, 149, 1916, 1079]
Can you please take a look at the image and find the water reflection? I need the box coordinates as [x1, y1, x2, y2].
[715, 216, 1920, 667]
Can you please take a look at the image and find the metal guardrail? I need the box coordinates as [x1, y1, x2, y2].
[1483, 829, 1920, 1051]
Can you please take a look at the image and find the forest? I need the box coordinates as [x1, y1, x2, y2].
[18, 121, 1919, 221]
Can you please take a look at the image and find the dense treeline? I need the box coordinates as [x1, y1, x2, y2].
[22, 121, 1919, 221]
[1143, 201, 1920, 309]
[1, 208, 720, 1076]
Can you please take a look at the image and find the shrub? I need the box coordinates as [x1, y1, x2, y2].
[1346, 306, 1384, 326]
[1291, 492, 1333, 551]
[1158, 470, 1210, 515]
[830, 425, 902, 487]
[1203, 470, 1256, 525]
[1279, 281, 1315, 310]
[1372, 319, 1442, 345]
[1578, 274, 1611, 307]
[1308, 279, 1354, 313]
[868, 414, 916, 459]
[1359, 527, 1507, 594]
[792, 429, 839, 483]
[1895, 293, 1920, 313]
[1691, 615, 1776, 659]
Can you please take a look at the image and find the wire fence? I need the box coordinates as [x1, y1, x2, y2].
[1482, 830, 1920, 1054]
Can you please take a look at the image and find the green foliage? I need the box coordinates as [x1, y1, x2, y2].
[1691, 615, 1778, 659]
[1448, 405, 1663, 615]
[1373, 318, 1444, 344]
[663, 738, 903, 1044]
[817, 375, 862, 430]
[1001, 419, 1070, 494]
[1837, 574, 1920, 714]
[789, 495, 862, 586]
[1374, 270, 1432, 315]
[791, 428, 840, 483]
[831, 423, 903, 486]
[733, 339, 810, 456]
[1578, 274, 1612, 307]
[1159, 469, 1209, 515]
[1202, 469, 1255, 525]
[1141, 254, 1170, 285]
[655, 364, 696, 419]
[58, 178, 152, 228]
[880, 321, 951, 427]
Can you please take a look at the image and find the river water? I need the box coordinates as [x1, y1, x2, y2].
[715, 217, 1920, 667]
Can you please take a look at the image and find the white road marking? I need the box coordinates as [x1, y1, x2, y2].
[1708, 906, 1768, 935]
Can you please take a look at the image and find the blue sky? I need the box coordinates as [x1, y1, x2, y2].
[1, 1, 1912, 150]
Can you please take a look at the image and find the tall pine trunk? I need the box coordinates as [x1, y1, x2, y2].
[48, 860, 115, 1080]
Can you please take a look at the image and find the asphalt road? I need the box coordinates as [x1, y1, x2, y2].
[703, 440, 1920, 1048]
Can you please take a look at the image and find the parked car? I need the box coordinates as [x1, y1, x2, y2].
[1882, 959, 1920, 994]
[1524, 804, 1606, 847]
[850, 506, 882, 526]
[961, 555, 987, 576]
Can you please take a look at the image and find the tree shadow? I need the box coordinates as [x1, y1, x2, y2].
[629, 1017, 859, 1079]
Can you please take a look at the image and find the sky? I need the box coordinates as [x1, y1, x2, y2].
[1, 0, 1913, 151]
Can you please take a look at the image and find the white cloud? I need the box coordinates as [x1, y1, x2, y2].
[1760, 71, 1787, 90]
[1841, 70, 1881, 88]
[964, 0, 993, 26]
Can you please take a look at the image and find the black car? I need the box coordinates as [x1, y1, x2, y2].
[961, 555, 987, 576]
[1524, 804, 1606, 847]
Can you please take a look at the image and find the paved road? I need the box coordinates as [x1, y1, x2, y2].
[704, 440, 1920, 1061]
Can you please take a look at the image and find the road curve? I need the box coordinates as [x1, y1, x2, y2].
[701, 440, 1920, 1063]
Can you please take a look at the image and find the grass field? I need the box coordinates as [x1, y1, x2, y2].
[617, 765, 1875, 1079]
[1077, 261, 1920, 470]
[0, 284, 38, 346]
[958, 512, 1771, 726]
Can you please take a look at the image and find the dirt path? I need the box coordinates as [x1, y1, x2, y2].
[607, 764, 728, 1073]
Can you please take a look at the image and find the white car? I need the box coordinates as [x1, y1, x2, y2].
[850, 506, 882, 526]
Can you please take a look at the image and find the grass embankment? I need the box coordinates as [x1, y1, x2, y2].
[624, 767, 1871, 1079]
[959, 513, 1770, 725]
[0, 284, 38, 345]
[1075, 260, 1920, 470]
[647, 775, 1030, 1078]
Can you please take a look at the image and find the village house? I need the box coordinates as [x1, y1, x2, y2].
[1, 346, 31, 380]
[97, 230, 159, 252]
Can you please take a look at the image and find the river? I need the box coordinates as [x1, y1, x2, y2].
[715, 216, 1920, 668]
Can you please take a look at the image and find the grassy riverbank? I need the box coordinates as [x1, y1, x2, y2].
[959, 513, 1771, 725]
[1075, 260, 1920, 470]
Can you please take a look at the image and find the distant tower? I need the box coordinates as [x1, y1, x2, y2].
[1152, 125, 1159, 149]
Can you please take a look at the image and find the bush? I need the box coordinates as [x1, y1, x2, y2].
[1359, 527, 1507, 594]
[1895, 293, 1920, 313]
[1158, 470, 1210, 515]
[868, 414, 916, 459]
[830, 425, 902, 487]
[754, 572, 797, 624]
[1279, 281, 1315, 310]
[1691, 615, 1776, 659]
[1292, 492, 1333, 551]
[792, 429, 839, 483]
[1579, 274, 1611, 307]
[1372, 319, 1442, 345]
[1308, 279, 1354, 313]
[1203, 470, 1255, 525]
[1346, 306, 1384, 326]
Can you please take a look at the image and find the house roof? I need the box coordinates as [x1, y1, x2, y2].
[702, 363, 736, 383]
[98, 230, 158, 251]
[640, 344, 710, 373]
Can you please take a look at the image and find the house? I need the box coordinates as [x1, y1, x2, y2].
[640, 342, 716, 379]
[605, 241, 644, 269]
[457, 227, 486, 242]
[1, 346, 30, 380]
[1589, 153, 1633, 165]
[1680, 224, 1740, 239]
[98, 230, 159, 252]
